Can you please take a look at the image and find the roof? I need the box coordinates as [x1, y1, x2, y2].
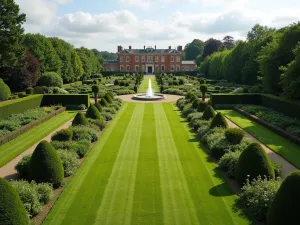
[104, 60, 118, 64]
[182, 60, 196, 65]
[119, 48, 181, 54]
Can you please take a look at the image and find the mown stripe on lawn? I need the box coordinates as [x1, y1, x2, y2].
[164, 104, 251, 225]
[154, 103, 199, 225]
[131, 104, 163, 225]
[93, 103, 144, 225]
[43, 103, 135, 225]
[0, 111, 76, 167]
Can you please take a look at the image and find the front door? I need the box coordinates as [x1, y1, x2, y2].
[147, 66, 153, 74]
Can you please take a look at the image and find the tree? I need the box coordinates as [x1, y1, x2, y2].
[92, 85, 100, 103]
[92, 49, 117, 61]
[202, 106, 216, 120]
[38, 72, 63, 87]
[210, 112, 228, 129]
[0, 0, 26, 68]
[200, 84, 208, 101]
[76, 47, 98, 78]
[71, 51, 84, 80]
[86, 104, 101, 120]
[184, 39, 205, 60]
[72, 112, 88, 126]
[222, 36, 235, 49]
[202, 38, 223, 59]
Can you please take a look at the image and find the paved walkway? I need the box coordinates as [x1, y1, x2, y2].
[0, 119, 73, 180]
[225, 118, 297, 178]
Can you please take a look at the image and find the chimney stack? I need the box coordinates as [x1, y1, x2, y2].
[129, 45, 132, 50]
[169, 46, 171, 50]
[177, 45, 183, 52]
[117, 45, 123, 52]
[155, 45, 156, 50]
[144, 45, 145, 49]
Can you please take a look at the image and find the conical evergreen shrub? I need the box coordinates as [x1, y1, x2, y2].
[267, 171, 300, 225]
[72, 112, 88, 126]
[0, 178, 29, 225]
[99, 98, 109, 107]
[104, 93, 113, 104]
[86, 104, 101, 120]
[192, 99, 200, 109]
[30, 141, 64, 188]
[202, 106, 216, 120]
[210, 112, 228, 129]
[95, 102, 103, 112]
[235, 143, 274, 185]
[197, 101, 208, 112]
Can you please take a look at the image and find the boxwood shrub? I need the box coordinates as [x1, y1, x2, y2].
[72, 112, 88, 126]
[0, 79, 11, 101]
[51, 140, 90, 158]
[202, 106, 216, 120]
[51, 129, 73, 142]
[15, 155, 31, 179]
[57, 150, 80, 177]
[225, 128, 245, 144]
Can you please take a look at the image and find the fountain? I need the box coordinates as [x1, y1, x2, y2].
[133, 79, 165, 101]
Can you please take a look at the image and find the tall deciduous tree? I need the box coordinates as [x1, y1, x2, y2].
[0, 0, 26, 68]
[202, 38, 223, 59]
[222, 36, 235, 49]
[71, 51, 84, 80]
[184, 39, 205, 60]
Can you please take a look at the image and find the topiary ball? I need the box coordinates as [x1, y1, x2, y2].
[38, 72, 63, 87]
[235, 143, 274, 186]
[99, 98, 109, 107]
[0, 178, 29, 225]
[202, 106, 216, 120]
[51, 129, 73, 141]
[25, 87, 34, 95]
[0, 79, 11, 101]
[30, 141, 64, 188]
[210, 112, 228, 129]
[86, 104, 101, 120]
[225, 128, 245, 144]
[72, 112, 88, 126]
[197, 101, 208, 112]
[95, 102, 103, 112]
[267, 171, 300, 225]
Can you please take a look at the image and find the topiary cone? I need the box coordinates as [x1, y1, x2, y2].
[202, 106, 216, 120]
[267, 171, 300, 225]
[86, 104, 101, 120]
[30, 141, 64, 188]
[210, 112, 228, 129]
[72, 112, 88, 126]
[0, 178, 29, 225]
[235, 143, 274, 186]
[95, 102, 103, 112]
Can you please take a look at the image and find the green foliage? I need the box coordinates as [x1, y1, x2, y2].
[69, 126, 98, 143]
[210, 112, 228, 129]
[219, 151, 241, 177]
[0, 0, 26, 68]
[15, 155, 31, 179]
[34, 86, 44, 94]
[236, 143, 275, 185]
[38, 72, 63, 87]
[30, 141, 64, 188]
[95, 102, 103, 112]
[71, 51, 84, 80]
[202, 106, 216, 120]
[51, 140, 90, 158]
[72, 112, 88, 126]
[197, 101, 208, 112]
[57, 150, 80, 177]
[225, 128, 245, 144]
[200, 84, 208, 101]
[25, 88, 33, 95]
[0, 177, 29, 225]
[51, 129, 73, 141]
[0, 79, 11, 101]
[104, 93, 113, 104]
[202, 38, 223, 59]
[267, 171, 300, 225]
[184, 39, 205, 60]
[76, 47, 101, 78]
[99, 98, 109, 107]
[86, 104, 101, 120]
[240, 176, 280, 221]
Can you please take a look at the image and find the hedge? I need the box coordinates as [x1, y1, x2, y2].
[0, 95, 43, 120]
[41, 94, 90, 108]
[211, 94, 261, 107]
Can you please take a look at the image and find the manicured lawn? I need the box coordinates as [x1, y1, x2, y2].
[221, 110, 300, 169]
[0, 111, 76, 167]
[43, 103, 251, 225]
[139, 77, 159, 93]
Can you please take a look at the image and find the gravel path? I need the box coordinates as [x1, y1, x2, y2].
[225, 118, 297, 178]
[0, 119, 73, 180]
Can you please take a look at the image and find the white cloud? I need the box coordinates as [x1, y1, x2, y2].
[120, 0, 153, 9]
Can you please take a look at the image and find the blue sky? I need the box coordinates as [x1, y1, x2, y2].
[15, 0, 300, 52]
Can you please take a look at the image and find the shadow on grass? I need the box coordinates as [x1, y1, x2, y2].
[209, 182, 235, 197]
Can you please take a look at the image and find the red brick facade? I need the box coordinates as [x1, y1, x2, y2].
[104, 45, 196, 73]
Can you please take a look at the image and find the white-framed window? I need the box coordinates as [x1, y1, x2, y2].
[176, 65, 180, 71]
[155, 65, 159, 72]
[171, 56, 174, 62]
[135, 65, 139, 72]
[120, 56, 124, 62]
[161, 56, 165, 62]
[126, 65, 130, 72]
[161, 65, 165, 72]
[171, 65, 174, 72]
[142, 56, 145, 62]
[126, 56, 130, 62]
[120, 65, 124, 71]
[176, 56, 180, 62]
[147, 56, 152, 62]
[155, 56, 159, 62]
[135, 56, 139, 62]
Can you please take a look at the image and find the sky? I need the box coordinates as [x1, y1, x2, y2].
[14, 0, 300, 52]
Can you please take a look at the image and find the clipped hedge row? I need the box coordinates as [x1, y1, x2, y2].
[41, 94, 90, 108]
[0, 107, 65, 146]
[211, 94, 261, 107]
[0, 95, 43, 120]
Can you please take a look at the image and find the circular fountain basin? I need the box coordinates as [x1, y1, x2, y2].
[133, 94, 166, 101]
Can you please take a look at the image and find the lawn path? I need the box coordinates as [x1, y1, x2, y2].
[139, 76, 159, 93]
[93, 104, 144, 225]
[131, 104, 163, 225]
[0, 111, 76, 169]
[154, 104, 199, 225]
[43, 103, 134, 225]
[220, 110, 297, 177]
